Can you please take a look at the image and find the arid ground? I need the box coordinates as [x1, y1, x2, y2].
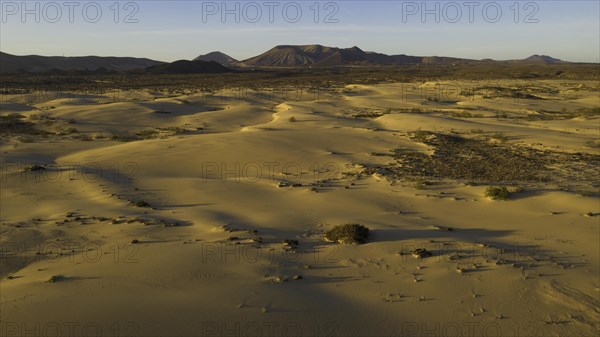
[1, 71, 599, 336]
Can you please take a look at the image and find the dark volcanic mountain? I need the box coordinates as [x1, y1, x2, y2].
[242, 45, 338, 67]
[241, 45, 402, 67]
[145, 60, 234, 74]
[0, 52, 163, 73]
[193, 52, 240, 67]
[241, 44, 478, 67]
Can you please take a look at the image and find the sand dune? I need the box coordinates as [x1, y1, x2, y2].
[1, 79, 598, 336]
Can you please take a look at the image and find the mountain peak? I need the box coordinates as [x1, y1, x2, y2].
[193, 51, 239, 67]
[524, 54, 563, 63]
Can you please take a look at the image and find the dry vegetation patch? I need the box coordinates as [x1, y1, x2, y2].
[359, 131, 599, 191]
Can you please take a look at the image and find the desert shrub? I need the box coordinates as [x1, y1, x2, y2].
[585, 139, 600, 148]
[281, 239, 299, 251]
[24, 165, 46, 171]
[489, 132, 508, 143]
[485, 186, 510, 200]
[46, 275, 65, 283]
[133, 200, 151, 208]
[414, 179, 430, 190]
[410, 128, 431, 142]
[412, 248, 433, 258]
[511, 186, 525, 193]
[324, 224, 369, 244]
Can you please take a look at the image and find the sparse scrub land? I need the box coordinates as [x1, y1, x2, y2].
[0, 113, 47, 136]
[472, 86, 544, 100]
[358, 132, 600, 190]
[524, 107, 600, 121]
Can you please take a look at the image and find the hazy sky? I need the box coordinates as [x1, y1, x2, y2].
[1, 0, 598, 62]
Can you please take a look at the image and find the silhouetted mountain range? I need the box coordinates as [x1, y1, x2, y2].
[0, 52, 163, 73]
[196, 45, 566, 68]
[0, 46, 569, 73]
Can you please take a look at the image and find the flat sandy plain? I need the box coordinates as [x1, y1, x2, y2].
[1, 77, 599, 336]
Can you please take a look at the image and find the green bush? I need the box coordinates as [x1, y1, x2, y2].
[485, 186, 510, 200]
[324, 224, 369, 244]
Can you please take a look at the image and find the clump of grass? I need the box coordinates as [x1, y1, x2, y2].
[133, 200, 151, 208]
[281, 239, 299, 251]
[46, 274, 65, 283]
[489, 132, 508, 143]
[485, 186, 511, 200]
[414, 180, 428, 190]
[24, 164, 46, 172]
[510, 186, 525, 193]
[411, 248, 433, 258]
[324, 224, 369, 244]
[585, 139, 600, 149]
[410, 128, 431, 143]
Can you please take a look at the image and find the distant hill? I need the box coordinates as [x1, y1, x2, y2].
[521, 54, 564, 63]
[144, 59, 234, 74]
[0, 52, 163, 73]
[193, 51, 240, 67]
